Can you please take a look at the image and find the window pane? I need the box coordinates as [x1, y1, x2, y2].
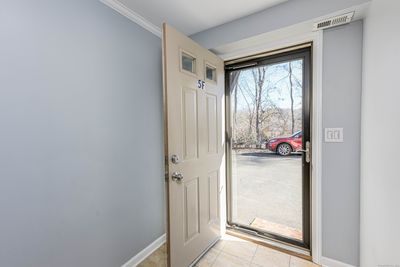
[206, 65, 216, 81]
[182, 52, 196, 73]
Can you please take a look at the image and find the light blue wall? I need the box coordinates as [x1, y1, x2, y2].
[0, 1, 164, 267]
[322, 21, 363, 266]
[191, 0, 370, 49]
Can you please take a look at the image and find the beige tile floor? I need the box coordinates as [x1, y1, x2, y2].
[138, 243, 167, 267]
[138, 235, 320, 267]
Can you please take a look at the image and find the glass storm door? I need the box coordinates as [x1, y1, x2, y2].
[225, 47, 311, 249]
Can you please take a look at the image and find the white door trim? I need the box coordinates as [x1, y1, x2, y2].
[321, 256, 357, 267]
[214, 28, 323, 265]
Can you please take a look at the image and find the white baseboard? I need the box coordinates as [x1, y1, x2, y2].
[122, 234, 166, 267]
[321, 256, 357, 267]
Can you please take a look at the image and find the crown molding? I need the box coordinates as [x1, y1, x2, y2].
[100, 0, 162, 38]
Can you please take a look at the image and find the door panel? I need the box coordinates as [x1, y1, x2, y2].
[182, 88, 199, 160]
[208, 171, 219, 223]
[184, 177, 200, 242]
[163, 24, 224, 267]
[206, 94, 218, 154]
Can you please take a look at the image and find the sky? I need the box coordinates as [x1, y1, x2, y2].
[231, 59, 303, 111]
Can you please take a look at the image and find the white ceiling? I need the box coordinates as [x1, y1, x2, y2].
[117, 0, 288, 35]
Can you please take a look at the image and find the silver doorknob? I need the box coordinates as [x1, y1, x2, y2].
[171, 172, 184, 182]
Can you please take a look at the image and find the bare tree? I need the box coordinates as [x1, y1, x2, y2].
[236, 66, 285, 146]
[281, 60, 302, 134]
[230, 71, 241, 124]
[237, 84, 254, 138]
[288, 62, 295, 134]
[231, 61, 303, 148]
[252, 67, 267, 147]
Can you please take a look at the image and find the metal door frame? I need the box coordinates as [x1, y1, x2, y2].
[224, 45, 312, 250]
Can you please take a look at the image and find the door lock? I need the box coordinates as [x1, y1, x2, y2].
[298, 141, 311, 163]
[171, 154, 180, 164]
[171, 172, 184, 183]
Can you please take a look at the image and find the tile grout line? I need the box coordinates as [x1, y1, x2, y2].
[249, 245, 259, 265]
[213, 241, 256, 266]
[211, 248, 224, 267]
[210, 241, 225, 267]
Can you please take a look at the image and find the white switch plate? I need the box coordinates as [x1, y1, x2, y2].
[325, 128, 344, 142]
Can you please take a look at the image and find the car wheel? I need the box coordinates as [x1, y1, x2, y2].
[277, 143, 292, 156]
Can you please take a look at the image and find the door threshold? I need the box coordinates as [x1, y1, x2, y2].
[226, 228, 312, 261]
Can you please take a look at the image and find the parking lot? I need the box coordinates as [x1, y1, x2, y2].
[231, 149, 303, 239]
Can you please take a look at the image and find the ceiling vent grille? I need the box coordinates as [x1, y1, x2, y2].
[313, 12, 354, 31]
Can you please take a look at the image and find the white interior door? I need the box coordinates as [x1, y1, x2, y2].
[163, 24, 224, 267]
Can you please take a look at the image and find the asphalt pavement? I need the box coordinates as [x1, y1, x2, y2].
[230, 150, 303, 235]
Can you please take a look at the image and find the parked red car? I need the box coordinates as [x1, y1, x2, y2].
[266, 131, 303, 156]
